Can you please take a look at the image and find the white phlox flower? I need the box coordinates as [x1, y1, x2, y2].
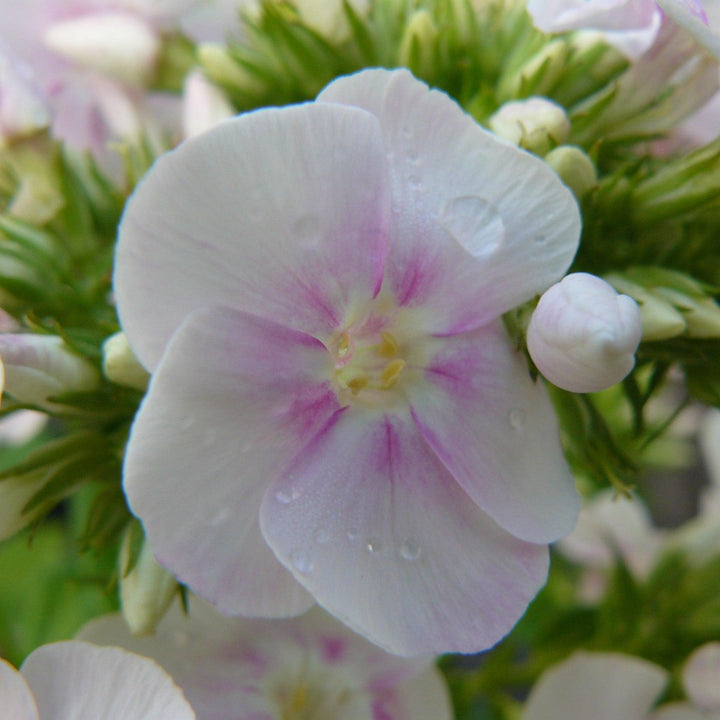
[0, 640, 195, 720]
[79, 600, 453, 720]
[116, 68, 582, 655]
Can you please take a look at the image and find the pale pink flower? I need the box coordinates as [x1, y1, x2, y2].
[115, 68, 581, 655]
[0, 0, 198, 159]
[526, 0, 716, 59]
[0, 640, 195, 720]
[79, 601, 453, 720]
[0, 54, 50, 146]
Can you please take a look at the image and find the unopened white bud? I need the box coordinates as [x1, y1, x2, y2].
[0, 57, 50, 145]
[527, 273, 642, 393]
[0, 334, 99, 406]
[43, 12, 160, 87]
[182, 70, 235, 139]
[119, 529, 177, 636]
[489, 97, 570, 156]
[544, 145, 598, 199]
[102, 332, 150, 391]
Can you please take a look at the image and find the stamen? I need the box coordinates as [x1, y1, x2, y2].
[378, 331, 399, 357]
[336, 332, 352, 358]
[380, 359, 406, 388]
[346, 375, 369, 394]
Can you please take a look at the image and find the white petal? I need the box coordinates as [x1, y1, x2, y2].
[0, 657, 38, 720]
[318, 68, 580, 334]
[115, 101, 390, 370]
[21, 641, 195, 720]
[408, 322, 579, 544]
[261, 409, 549, 656]
[124, 305, 338, 615]
[683, 643, 720, 711]
[521, 651, 668, 720]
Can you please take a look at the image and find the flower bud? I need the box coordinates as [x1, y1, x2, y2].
[398, 10, 439, 79]
[527, 273, 642, 393]
[0, 56, 50, 146]
[0, 334, 99, 406]
[119, 528, 178, 636]
[489, 97, 570, 156]
[544, 145, 597, 199]
[182, 70, 235, 139]
[102, 332, 150, 391]
[198, 43, 264, 95]
[499, 39, 569, 100]
[43, 12, 160, 87]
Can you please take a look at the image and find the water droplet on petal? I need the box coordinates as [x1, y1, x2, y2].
[313, 527, 329, 544]
[209, 508, 231, 527]
[441, 195, 505, 260]
[180, 416, 194, 431]
[202, 428, 216, 447]
[275, 489, 293, 504]
[366, 538, 383, 554]
[509, 407, 526, 431]
[408, 175, 422, 189]
[399, 539, 421, 561]
[290, 549, 314, 574]
[407, 148, 419, 163]
[534, 234, 546, 245]
[346, 528, 359, 542]
[401, 125, 413, 138]
[293, 214, 322, 249]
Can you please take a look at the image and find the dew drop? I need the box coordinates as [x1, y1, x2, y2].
[290, 549, 314, 574]
[292, 214, 322, 249]
[313, 527, 330, 544]
[366, 538, 383, 554]
[209, 508, 230, 527]
[180, 415, 194, 431]
[441, 196, 505, 260]
[346, 528, 359, 542]
[509, 407, 526, 431]
[399, 539, 421, 561]
[408, 175, 422, 189]
[202, 428, 216, 447]
[406, 148, 419, 163]
[401, 124, 413, 138]
[275, 489, 293, 504]
[534, 234, 546, 245]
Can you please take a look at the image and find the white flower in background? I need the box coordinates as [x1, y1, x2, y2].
[520, 651, 669, 720]
[0, 640, 195, 720]
[527, 272, 642, 393]
[682, 643, 720, 714]
[526, 0, 714, 59]
[79, 601, 452, 720]
[557, 489, 664, 600]
[0, 334, 99, 407]
[116, 68, 581, 655]
[0, 55, 50, 147]
[181, 69, 235, 138]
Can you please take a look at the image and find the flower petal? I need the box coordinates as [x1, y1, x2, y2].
[260, 409, 549, 656]
[115, 101, 390, 370]
[408, 321, 579, 544]
[521, 651, 668, 720]
[20, 641, 195, 720]
[0, 657, 38, 720]
[318, 68, 580, 334]
[124, 305, 342, 616]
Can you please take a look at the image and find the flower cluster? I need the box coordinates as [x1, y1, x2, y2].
[0, 0, 717, 718]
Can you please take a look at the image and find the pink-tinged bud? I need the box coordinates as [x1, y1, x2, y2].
[0, 334, 99, 407]
[527, 273, 642, 393]
[182, 69, 235, 139]
[43, 12, 160, 87]
[0, 56, 50, 145]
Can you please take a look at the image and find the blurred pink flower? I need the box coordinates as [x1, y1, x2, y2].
[116, 68, 581, 655]
[80, 601, 452, 720]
